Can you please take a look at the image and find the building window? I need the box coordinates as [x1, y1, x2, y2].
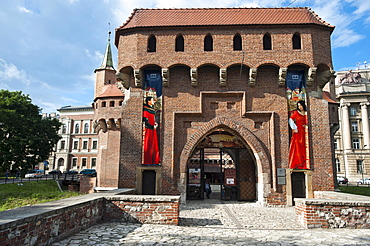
[72, 158, 77, 167]
[204, 34, 213, 51]
[62, 124, 67, 134]
[119, 100, 123, 106]
[74, 123, 79, 134]
[292, 33, 301, 49]
[83, 141, 88, 150]
[110, 101, 115, 107]
[148, 35, 156, 52]
[263, 33, 272, 50]
[84, 123, 89, 133]
[175, 34, 184, 52]
[357, 159, 363, 173]
[58, 158, 64, 167]
[60, 140, 65, 150]
[91, 158, 96, 167]
[334, 139, 338, 149]
[73, 141, 78, 150]
[102, 101, 106, 107]
[352, 138, 360, 149]
[350, 106, 357, 116]
[335, 158, 341, 173]
[82, 158, 87, 167]
[233, 33, 242, 51]
[351, 122, 358, 132]
[92, 140, 97, 149]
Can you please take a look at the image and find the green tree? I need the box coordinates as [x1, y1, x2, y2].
[0, 90, 61, 172]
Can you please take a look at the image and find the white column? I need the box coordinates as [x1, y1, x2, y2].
[361, 102, 370, 149]
[341, 103, 352, 151]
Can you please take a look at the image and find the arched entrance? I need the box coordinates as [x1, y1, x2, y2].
[186, 128, 257, 201]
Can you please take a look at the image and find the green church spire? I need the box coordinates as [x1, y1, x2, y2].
[96, 31, 115, 71]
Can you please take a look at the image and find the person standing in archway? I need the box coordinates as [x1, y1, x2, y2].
[143, 96, 160, 165]
[289, 100, 308, 169]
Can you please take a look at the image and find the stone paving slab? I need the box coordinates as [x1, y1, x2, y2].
[52, 199, 370, 246]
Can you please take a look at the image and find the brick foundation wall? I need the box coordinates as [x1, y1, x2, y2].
[295, 192, 370, 229]
[0, 192, 180, 246]
[104, 195, 180, 225]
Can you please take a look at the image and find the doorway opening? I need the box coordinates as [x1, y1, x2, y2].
[186, 129, 257, 201]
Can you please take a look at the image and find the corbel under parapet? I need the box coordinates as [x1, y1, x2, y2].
[116, 71, 130, 89]
[162, 68, 169, 87]
[249, 68, 257, 87]
[278, 68, 287, 87]
[191, 68, 198, 86]
[115, 118, 121, 129]
[220, 68, 227, 86]
[99, 119, 108, 133]
[134, 69, 141, 88]
[307, 67, 317, 87]
[317, 68, 336, 89]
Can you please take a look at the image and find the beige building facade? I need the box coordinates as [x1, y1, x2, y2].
[335, 68, 370, 182]
[47, 106, 98, 173]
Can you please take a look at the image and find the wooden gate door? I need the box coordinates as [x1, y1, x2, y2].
[142, 170, 156, 195]
[238, 148, 256, 201]
[291, 172, 306, 205]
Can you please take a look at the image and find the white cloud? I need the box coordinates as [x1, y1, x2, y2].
[18, 6, 33, 14]
[0, 59, 31, 85]
[309, 0, 366, 48]
[332, 29, 364, 48]
[85, 49, 103, 62]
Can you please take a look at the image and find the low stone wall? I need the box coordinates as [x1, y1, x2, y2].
[295, 191, 370, 229]
[0, 190, 180, 246]
[104, 195, 180, 225]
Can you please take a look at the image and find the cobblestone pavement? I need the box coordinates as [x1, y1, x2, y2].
[53, 198, 370, 246]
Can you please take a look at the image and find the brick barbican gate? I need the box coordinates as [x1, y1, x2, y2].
[92, 7, 339, 206]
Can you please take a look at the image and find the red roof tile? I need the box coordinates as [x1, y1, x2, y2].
[323, 91, 338, 103]
[118, 7, 334, 30]
[98, 84, 124, 98]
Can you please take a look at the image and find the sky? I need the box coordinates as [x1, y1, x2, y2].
[0, 0, 369, 113]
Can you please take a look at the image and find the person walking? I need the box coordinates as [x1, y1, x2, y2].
[205, 179, 212, 199]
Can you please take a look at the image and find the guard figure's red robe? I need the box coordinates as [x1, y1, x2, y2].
[143, 104, 160, 164]
[289, 110, 308, 169]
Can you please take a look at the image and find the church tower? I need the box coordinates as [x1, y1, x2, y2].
[93, 31, 124, 189]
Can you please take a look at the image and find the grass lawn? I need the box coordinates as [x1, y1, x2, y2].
[0, 180, 80, 212]
[338, 185, 370, 197]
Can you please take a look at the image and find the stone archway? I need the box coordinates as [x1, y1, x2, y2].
[178, 116, 272, 205]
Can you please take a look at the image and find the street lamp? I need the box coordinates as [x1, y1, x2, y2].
[359, 145, 367, 183]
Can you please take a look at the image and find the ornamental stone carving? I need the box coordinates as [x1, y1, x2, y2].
[249, 68, 257, 87]
[278, 68, 287, 87]
[191, 68, 198, 86]
[220, 68, 227, 86]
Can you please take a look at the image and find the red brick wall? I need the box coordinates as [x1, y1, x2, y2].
[295, 199, 370, 229]
[104, 196, 180, 225]
[107, 22, 335, 204]
[0, 195, 180, 246]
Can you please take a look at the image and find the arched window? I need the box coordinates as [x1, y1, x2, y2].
[62, 124, 67, 134]
[204, 34, 213, 51]
[292, 33, 301, 49]
[263, 33, 272, 50]
[175, 34, 184, 52]
[233, 33, 242, 50]
[147, 35, 156, 52]
[75, 123, 79, 134]
[84, 123, 89, 133]
[58, 158, 64, 167]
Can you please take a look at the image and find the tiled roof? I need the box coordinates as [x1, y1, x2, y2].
[117, 7, 334, 30]
[323, 91, 338, 103]
[97, 84, 124, 98]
